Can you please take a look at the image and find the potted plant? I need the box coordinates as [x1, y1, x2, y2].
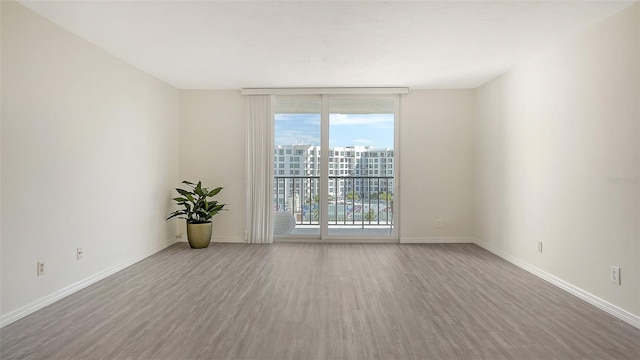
[167, 180, 227, 249]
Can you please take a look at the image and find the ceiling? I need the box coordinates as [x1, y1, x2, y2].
[20, 0, 637, 89]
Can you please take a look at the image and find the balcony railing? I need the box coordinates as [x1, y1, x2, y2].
[273, 176, 394, 228]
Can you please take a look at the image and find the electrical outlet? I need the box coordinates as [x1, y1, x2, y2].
[537, 242, 543, 253]
[37, 262, 45, 276]
[77, 247, 83, 260]
[437, 219, 443, 228]
[610, 266, 621, 285]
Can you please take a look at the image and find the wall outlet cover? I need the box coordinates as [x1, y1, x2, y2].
[610, 266, 621, 285]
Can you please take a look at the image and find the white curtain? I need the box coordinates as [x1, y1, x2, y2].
[245, 95, 274, 244]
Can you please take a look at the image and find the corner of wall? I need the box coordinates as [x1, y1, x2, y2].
[474, 237, 640, 330]
[1, 1, 180, 327]
[473, 2, 640, 324]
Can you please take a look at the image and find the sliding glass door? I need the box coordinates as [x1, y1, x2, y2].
[273, 95, 398, 240]
[326, 98, 396, 237]
[273, 97, 322, 236]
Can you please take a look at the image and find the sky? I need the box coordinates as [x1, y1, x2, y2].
[274, 113, 394, 149]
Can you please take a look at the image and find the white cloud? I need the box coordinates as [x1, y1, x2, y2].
[329, 114, 394, 126]
[275, 114, 320, 126]
[275, 130, 320, 146]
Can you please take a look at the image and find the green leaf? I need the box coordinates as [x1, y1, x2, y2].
[176, 188, 192, 197]
[194, 181, 205, 196]
[167, 181, 228, 222]
[208, 187, 222, 197]
[166, 210, 187, 220]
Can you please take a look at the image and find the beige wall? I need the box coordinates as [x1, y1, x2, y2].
[178, 90, 246, 242]
[637, 1, 640, 318]
[400, 90, 475, 242]
[474, 4, 640, 317]
[1, 2, 179, 323]
[178, 90, 476, 243]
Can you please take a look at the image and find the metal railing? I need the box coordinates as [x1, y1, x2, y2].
[273, 176, 394, 228]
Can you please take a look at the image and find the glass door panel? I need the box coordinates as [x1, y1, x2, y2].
[273, 95, 398, 240]
[327, 98, 396, 237]
[273, 98, 321, 236]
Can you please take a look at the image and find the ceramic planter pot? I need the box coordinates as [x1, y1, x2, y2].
[186, 222, 212, 249]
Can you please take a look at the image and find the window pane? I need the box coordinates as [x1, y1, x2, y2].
[273, 98, 321, 236]
[328, 98, 395, 236]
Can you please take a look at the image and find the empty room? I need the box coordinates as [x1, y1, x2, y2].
[1, 0, 640, 359]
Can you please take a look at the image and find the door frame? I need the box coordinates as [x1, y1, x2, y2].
[272, 93, 402, 243]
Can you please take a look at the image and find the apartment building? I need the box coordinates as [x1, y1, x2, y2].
[274, 145, 394, 201]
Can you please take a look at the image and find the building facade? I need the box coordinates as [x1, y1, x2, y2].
[273, 145, 394, 208]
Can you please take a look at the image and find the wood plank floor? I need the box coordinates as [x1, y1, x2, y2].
[1, 243, 639, 360]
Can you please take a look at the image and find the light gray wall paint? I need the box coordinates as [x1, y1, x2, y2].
[177, 90, 246, 242]
[177, 90, 476, 242]
[637, 1, 640, 319]
[1, 1, 180, 319]
[400, 90, 475, 241]
[474, 3, 640, 316]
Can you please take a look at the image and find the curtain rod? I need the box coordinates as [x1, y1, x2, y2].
[240, 87, 409, 95]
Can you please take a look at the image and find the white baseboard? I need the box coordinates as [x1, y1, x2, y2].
[0, 239, 177, 328]
[212, 236, 246, 243]
[275, 238, 397, 244]
[176, 236, 246, 244]
[401, 236, 475, 244]
[474, 238, 640, 330]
